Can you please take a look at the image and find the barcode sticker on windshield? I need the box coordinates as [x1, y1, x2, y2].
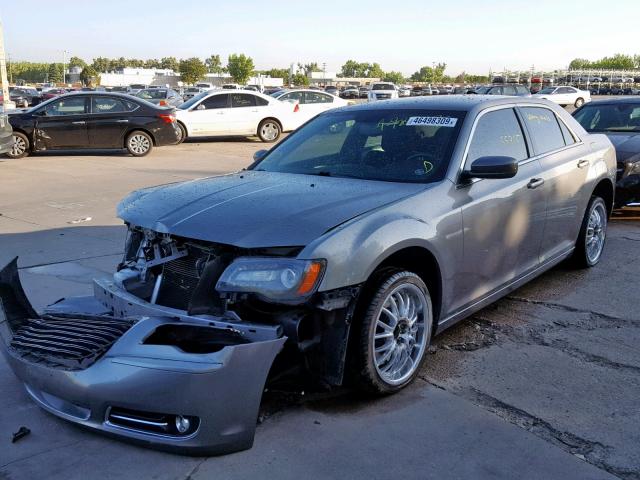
[406, 116, 457, 127]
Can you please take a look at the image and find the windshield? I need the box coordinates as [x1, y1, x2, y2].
[574, 103, 640, 132]
[252, 109, 464, 183]
[538, 88, 556, 94]
[475, 87, 490, 94]
[178, 91, 209, 110]
[136, 89, 167, 99]
[129, 84, 146, 89]
[372, 84, 395, 90]
[270, 90, 287, 98]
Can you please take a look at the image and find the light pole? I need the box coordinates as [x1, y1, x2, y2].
[63, 49, 67, 85]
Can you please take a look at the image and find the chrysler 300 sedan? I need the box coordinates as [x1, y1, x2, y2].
[0, 97, 616, 455]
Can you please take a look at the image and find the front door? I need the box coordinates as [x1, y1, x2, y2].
[34, 95, 89, 149]
[453, 107, 547, 313]
[187, 93, 230, 136]
[87, 96, 136, 148]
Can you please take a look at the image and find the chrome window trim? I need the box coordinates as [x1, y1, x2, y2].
[455, 103, 585, 188]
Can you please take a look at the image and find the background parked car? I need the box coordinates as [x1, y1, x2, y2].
[367, 82, 398, 102]
[0, 112, 13, 156]
[135, 88, 184, 108]
[182, 86, 204, 100]
[128, 84, 147, 95]
[6, 92, 181, 159]
[1, 91, 29, 108]
[110, 86, 132, 95]
[398, 86, 412, 97]
[340, 86, 360, 99]
[175, 90, 299, 143]
[359, 86, 369, 98]
[472, 85, 531, 97]
[533, 86, 590, 108]
[324, 86, 339, 96]
[9, 87, 42, 106]
[573, 98, 640, 207]
[41, 88, 68, 101]
[271, 88, 348, 128]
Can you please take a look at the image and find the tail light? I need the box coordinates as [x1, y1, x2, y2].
[293, 103, 300, 113]
[159, 100, 168, 106]
[158, 113, 176, 124]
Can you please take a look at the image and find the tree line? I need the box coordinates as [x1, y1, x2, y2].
[568, 53, 640, 71]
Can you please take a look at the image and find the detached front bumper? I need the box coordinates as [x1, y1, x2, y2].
[616, 173, 640, 207]
[0, 258, 285, 455]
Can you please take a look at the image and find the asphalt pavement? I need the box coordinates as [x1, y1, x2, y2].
[0, 138, 637, 479]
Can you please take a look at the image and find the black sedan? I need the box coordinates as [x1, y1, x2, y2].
[573, 98, 640, 207]
[6, 92, 181, 159]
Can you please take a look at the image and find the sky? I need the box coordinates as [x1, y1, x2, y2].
[1, 0, 639, 76]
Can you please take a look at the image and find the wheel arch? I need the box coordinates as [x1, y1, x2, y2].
[124, 128, 157, 147]
[359, 245, 443, 327]
[592, 177, 615, 215]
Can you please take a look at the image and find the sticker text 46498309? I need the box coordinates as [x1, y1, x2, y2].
[406, 116, 458, 127]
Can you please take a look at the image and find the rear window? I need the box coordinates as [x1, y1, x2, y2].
[520, 107, 566, 154]
[372, 84, 395, 90]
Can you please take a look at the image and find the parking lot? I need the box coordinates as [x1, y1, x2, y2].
[0, 131, 638, 479]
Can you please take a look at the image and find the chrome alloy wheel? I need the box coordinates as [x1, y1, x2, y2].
[10, 135, 27, 157]
[372, 283, 431, 386]
[260, 122, 279, 141]
[586, 202, 607, 264]
[128, 134, 151, 154]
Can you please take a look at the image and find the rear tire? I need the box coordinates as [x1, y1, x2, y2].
[126, 130, 153, 157]
[7, 132, 30, 159]
[257, 119, 281, 142]
[574, 97, 585, 108]
[353, 270, 433, 395]
[176, 122, 187, 144]
[572, 196, 608, 268]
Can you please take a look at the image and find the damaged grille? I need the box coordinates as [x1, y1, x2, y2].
[155, 251, 210, 310]
[10, 315, 133, 369]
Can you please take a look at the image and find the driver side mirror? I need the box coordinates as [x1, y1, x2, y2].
[196, 104, 206, 111]
[253, 149, 268, 162]
[461, 156, 518, 180]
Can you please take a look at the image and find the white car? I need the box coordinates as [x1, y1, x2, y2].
[175, 90, 299, 143]
[271, 89, 348, 128]
[533, 86, 591, 108]
[367, 82, 398, 102]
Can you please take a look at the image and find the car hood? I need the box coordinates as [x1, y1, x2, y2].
[117, 171, 426, 248]
[603, 132, 640, 158]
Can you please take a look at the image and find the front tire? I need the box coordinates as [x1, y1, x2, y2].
[258, 119, 281, 142]
[574, 97, 585, 108]
[126, 130, 153, 157]
[354, 271, 433, 395]
[572, 196, 608, 268]
[7, 132, 30, 159]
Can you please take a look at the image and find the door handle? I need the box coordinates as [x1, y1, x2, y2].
[527, 178, 545, 189]
[577, 159, 589, 169]
[216, 112, 224, 115]
[251, 109, 259, 112]
[115, 119, 129, 123]
[71, 121, 86, 125]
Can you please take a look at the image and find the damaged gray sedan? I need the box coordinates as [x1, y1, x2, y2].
[0, 96, 616, 455]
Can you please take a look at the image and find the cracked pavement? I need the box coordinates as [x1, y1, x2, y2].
[0, 142, 637, 479]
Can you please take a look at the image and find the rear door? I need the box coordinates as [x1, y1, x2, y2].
[34, 95, 89, 149]
[518, 106, 589, 261]
[87, 96, 139, 148]
[227, 93, 264, 134]
[187, 93, 230, 136]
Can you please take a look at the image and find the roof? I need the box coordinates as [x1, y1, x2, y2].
[583, 97, 640, 105]
[342, 95, 558, 113]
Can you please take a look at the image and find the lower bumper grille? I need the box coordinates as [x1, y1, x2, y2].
[107, 407, 199, 437]
[10, 315, 133, 369]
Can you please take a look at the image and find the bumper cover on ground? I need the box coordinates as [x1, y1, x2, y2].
[0, 258, 285, 455]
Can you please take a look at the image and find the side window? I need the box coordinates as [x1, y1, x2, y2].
[280, 91, 304, 103]
[520, 107, 566, 154]
[201, 94, 229, 109]
[466, 108, 528, 166]
[503, 86, 516, 95]
[231, 93, 256, 108]
[557, 117, 576, 145]
[305, 92, 333, 104]
[43, 96, 87, 116]
[488, 87, 503, 95]
[557, 87, 571, 94]
[91, 97, 131, 114]
[255, 96, 269, 106]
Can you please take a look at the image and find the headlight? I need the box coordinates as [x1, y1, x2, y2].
[628, 160, 640, 176]
[216, 257, 325, 302]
